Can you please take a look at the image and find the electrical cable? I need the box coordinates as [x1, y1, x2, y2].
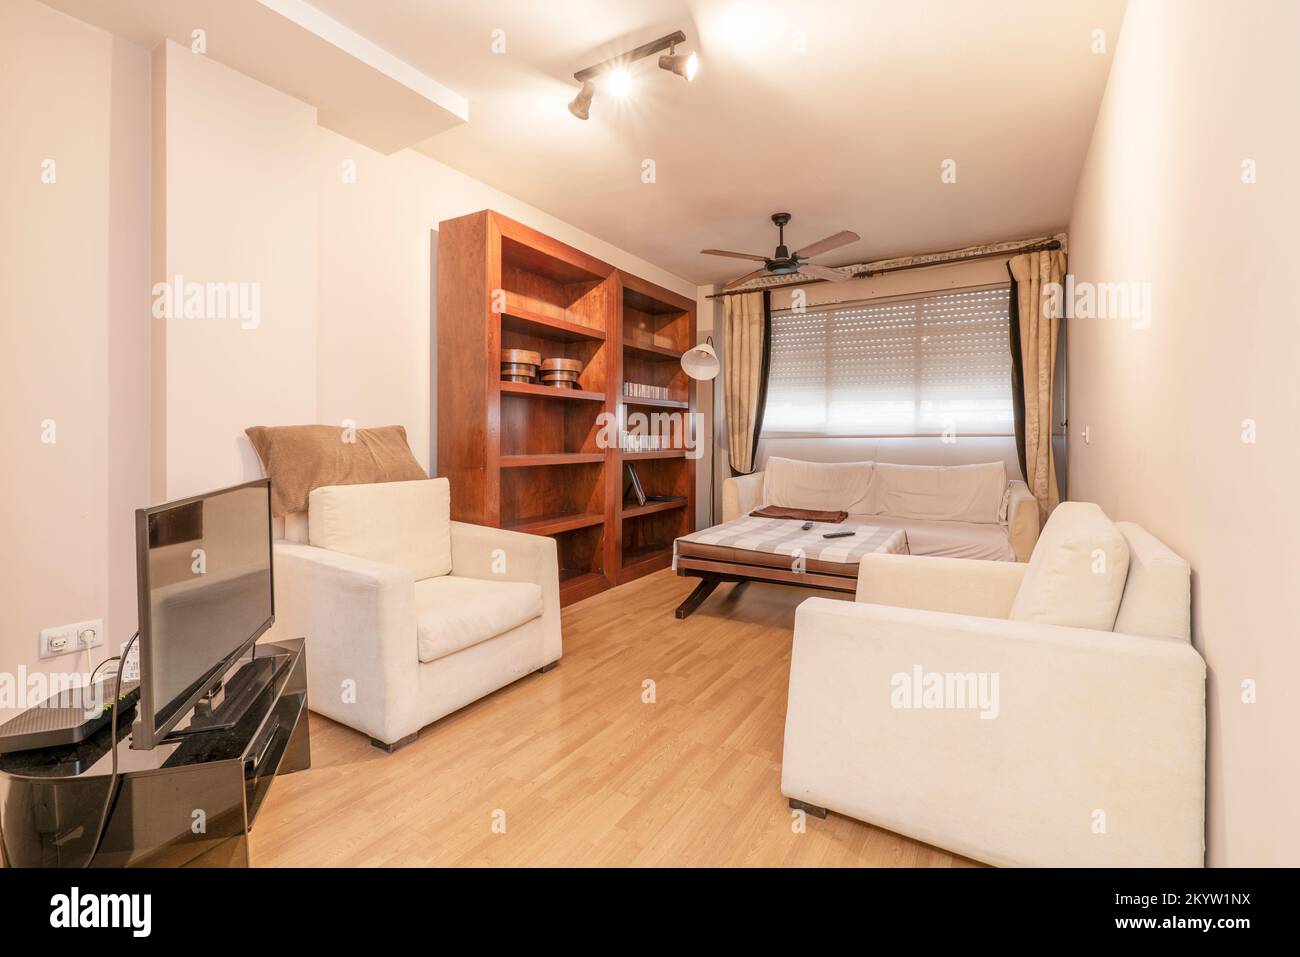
[83, 629, 138, 868]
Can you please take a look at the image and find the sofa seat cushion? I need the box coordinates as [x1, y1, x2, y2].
[866, 515, 1015, 562]
[413, 575, 543, 663]
[1009, 501, 1130, 631]
[310, 477, 451, 579]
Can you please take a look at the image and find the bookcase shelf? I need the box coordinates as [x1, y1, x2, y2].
[501, 381, 606, 402]
[437, 210, 696, 605]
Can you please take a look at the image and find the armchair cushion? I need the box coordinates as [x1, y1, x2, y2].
[413, 575, 543, 663]
[309, 477, 452, 580]
[1009, 501, 1130, 631]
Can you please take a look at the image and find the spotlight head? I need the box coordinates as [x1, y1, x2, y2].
[659, 49, 698, 82]
[567, 80, 595, 120]
[606, 67, 633, 98]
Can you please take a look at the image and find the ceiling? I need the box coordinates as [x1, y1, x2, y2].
[306, 0, 1126, 285]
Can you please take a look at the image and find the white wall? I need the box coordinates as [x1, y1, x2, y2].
[1067, 0, 1300, 866]
[153, 40, 319, 500]
[0, 0, 150, 716]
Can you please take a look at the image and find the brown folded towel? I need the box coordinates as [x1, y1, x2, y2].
[749, 505, 848, 524]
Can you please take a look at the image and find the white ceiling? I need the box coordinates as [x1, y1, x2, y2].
[306, 0, 1126, 284]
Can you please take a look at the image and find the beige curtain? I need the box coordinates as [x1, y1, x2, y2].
[723, 292, 766, 474]
[1008, 250, 1066, 524]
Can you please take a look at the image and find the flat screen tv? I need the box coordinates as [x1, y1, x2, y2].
[132, 479, 274, 750]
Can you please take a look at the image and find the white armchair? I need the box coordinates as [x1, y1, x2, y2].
[782, 502, 1206, 867]
[269, 479, 561, 750]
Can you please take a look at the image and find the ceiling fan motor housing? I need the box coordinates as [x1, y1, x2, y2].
[770, 212, 793, 268]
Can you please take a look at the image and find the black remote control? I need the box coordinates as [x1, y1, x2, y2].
[801, 520, 814, 531]
[823, 530, 856, 539]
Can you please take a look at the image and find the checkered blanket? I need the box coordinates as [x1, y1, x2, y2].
[673, 516, 909, 569]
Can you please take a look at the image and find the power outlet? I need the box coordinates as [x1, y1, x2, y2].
[39, 619, 105, 659]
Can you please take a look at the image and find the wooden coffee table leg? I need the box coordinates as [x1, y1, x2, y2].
[675, 577, 721, 619]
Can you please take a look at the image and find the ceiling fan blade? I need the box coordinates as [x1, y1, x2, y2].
[723, 267, 771, 290]
[701, 248, 769, 262]
[798, 263, 852, 283]
[793, 230, 860, 260]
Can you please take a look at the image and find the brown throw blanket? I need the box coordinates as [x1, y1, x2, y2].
[245, 424, 427, 516]
[749, 505, 848, 524]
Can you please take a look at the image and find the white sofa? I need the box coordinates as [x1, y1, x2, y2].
[723, 457, 1040, 562]
[782, 501, 1206, 867]
[270, 478, 562, 750]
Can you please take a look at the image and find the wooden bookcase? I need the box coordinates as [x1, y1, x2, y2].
[436, 210, 697, 605]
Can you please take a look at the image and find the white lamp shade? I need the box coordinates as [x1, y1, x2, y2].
[682, 341, 720, 380]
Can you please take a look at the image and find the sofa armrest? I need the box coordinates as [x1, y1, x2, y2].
[855, 553, 1027, 619]
[271, 542, 417, 742]
[783, 597, 1206, 867]
[1006, 480, 1039, 561]
[721, 471, 764, 522]
[449, 521, 562, 664]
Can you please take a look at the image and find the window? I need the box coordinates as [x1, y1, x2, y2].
[763, 285, 1014, 436]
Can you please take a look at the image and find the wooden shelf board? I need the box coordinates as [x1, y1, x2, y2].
[623, 339, 683, 360]
[501, 380, 606, 402]
[621, 499, 688, 520]
[501, 296, 605, 342]
[621, 395, 688, 409]
[621, 450, 688, 461]
[500, 453, 605, 468]
[621, 544, 673, 573]
[506, 511, 605, 536]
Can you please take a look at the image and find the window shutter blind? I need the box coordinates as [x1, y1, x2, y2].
[764, 285, 1014, 436]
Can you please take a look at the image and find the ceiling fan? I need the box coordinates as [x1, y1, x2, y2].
[702, 213, 860, 290]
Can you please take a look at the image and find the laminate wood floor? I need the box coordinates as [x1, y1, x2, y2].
[250, 569, 977, 867]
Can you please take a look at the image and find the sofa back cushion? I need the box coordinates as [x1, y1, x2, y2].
[762, 457, 875, 513]
[872, 461, 1007, 523]
[309, 478, 452, 580]
[1009, 501, 1130, 631]
[1113, 522, 1191, 640]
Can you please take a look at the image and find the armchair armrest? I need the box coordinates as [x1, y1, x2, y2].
[271, 542, 417, 743]
[1005, 479, 1039, 561]
[855, 553, 1027, 619]
[721, 471, 765, 522]
[783, 597, 1206, 867]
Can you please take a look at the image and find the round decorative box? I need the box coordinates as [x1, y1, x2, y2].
[540, 357, 583, 389]
[500, 349, 541, 383]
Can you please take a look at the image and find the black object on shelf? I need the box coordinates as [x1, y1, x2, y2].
[624, 463, 647, 506]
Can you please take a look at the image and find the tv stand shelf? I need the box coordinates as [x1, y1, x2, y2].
[0, 637, 310, 868]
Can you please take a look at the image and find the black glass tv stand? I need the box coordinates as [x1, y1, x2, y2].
[0, 637, 310, 868]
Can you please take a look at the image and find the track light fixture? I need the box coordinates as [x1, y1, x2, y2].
[567, 80, 595, 120]
[567, 30, 697, 120]
[658, 46, 698, 82]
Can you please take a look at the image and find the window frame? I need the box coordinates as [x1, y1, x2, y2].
[761, 282, 1016, 439]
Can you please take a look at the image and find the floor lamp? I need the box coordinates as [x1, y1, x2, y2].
[682, 336, 720, 526]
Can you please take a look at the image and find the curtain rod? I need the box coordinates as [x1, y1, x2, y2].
[704, 238, 1062, 300]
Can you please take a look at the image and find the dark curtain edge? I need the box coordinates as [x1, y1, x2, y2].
[1006, 263, 1028, 484]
